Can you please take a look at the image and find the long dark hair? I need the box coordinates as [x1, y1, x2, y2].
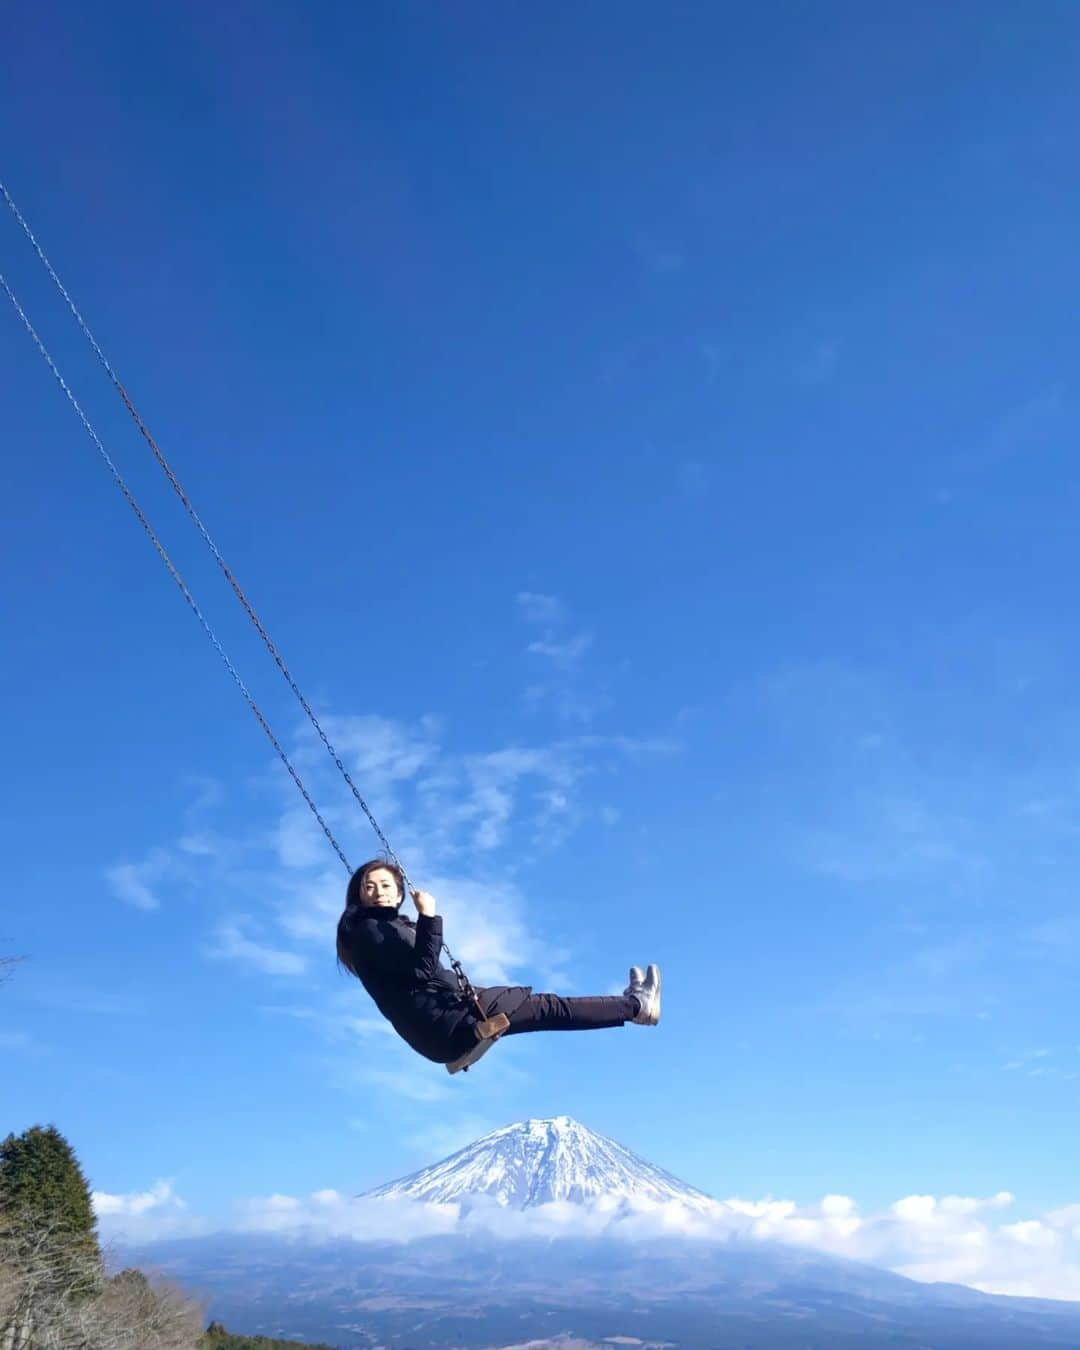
[336, 857, 407, 978]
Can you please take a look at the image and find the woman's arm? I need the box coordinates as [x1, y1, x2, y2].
[411, 913, 445, 983]
[410, 891, 444, 984]
[349, 893, 444, 985]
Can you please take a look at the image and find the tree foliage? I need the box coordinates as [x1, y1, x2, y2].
[0, 1127, 342, 1350]
[0, 1126, 205, 1349]
[0, 1125, 101, 1305]
[200, 1324, 337, 1349]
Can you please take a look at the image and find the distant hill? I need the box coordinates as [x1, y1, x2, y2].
[124, 1231, 1080, 1349]
[201, 1320, 336, 1349]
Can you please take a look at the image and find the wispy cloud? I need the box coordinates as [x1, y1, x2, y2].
[107, 786, 232, 904]
[105, 850, 177, 911]
[152, 716, 667, 1005]
[206, 919, 308, 977]
[402, 1114, 498, 1161]
[750, 661, 1080, 899]
[815, 933, 996, 1028]
[516, 592, 564, 626]
[527, 632, 593, 668]
[950, 385, 1066, 475]
[517, 592, 591, 670]
[796, 796, 988, 886]
[357, 1067, 450, 1104]
[1001, 1047, 1077, 1081]
[516, 591, 602, 722]
[100, 593, 676, 1113]
[747, 659, 1080, 1036]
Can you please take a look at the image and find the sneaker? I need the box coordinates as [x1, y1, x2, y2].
[631, 964, 661, 1025]
[624, 966, 645, 998]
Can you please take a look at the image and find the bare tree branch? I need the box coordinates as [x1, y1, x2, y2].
[0, 956, 23, 987]
[0, 1208, 203, 1350]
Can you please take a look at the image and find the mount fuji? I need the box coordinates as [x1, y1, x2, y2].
[120, 1117, 1080, 1348]
[363, 1115, 717, 1211]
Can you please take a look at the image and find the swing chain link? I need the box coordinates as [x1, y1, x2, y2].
[2, 181, 489, 1015]
[0, 268, 352, 876]
[450, 958, 486, 1022]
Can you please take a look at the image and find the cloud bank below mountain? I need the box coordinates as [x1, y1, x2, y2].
[93, 1183, 1080, 1303]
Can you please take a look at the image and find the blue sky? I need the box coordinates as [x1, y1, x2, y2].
[4, 0, 1080, 1296]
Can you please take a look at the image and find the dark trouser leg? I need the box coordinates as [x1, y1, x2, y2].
[501, 992, 638, 1036]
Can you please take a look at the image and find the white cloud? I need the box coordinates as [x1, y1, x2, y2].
[358, 1067, 450, 1104]
[311, 712, 437, 785]
[92, 1180, 186, 1219]
[527, 634, 593, 668]
[1001, 1219, 1056, 1247]
[343, 1015, 398, 1040]
[105, 851, 176, 911]
[94, 1183, 1080, 1300]
[177, 832, 219, 858]
[274, 808, 332, 870]
[108, 655, 675, 1103]
[235, 1191, 460, 1241]
[892, 1194, 935, 1222]
[404, 1115, 498, 1161]
[275, 868, 346, 942]
[423, 875, 531, 984]
[206, 919, 308, 976]
[516, 592, 564, 625]
[515, 593, 598, 720]
[176, 713, 672, 1006]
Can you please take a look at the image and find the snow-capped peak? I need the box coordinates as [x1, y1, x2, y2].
[362, 1115, 717, 1211]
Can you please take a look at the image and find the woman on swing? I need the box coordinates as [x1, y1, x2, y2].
[336, 858, 660, 1072]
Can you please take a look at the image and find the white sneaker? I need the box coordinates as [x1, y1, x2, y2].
[624, 966, 645, 998]
[631, 964, 661, 1025]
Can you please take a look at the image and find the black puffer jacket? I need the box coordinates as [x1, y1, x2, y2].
[339, 905, 530, 1064]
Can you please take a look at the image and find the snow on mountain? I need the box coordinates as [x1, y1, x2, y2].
[363, 1115, 718, 1211]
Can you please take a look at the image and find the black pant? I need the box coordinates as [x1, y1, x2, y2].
[478, 987, 637, 1035]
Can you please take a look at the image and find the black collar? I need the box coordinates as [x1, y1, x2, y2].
[354, 903, 405, 922]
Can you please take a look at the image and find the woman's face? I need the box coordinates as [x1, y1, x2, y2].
[362, 867, 402, 907]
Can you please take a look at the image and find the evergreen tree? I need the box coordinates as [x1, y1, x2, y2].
[108, 1267, 152, 1295]
[199, 1326, 337, 1349]
[0, 1124, 102, 1302]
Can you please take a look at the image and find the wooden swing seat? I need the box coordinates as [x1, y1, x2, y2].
[446, 1012, 510, 1075]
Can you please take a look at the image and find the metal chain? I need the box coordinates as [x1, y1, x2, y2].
[1, 187, 481, 1009]
[0, 270, 352, 875]
[0, 181, 404, 886]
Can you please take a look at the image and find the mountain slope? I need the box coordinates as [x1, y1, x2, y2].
[127, 1232, 1080, 1350]
[363, 1115, 717, 1210]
